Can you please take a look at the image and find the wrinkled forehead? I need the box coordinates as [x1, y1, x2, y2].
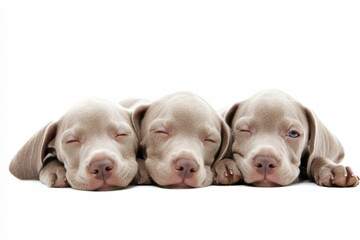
[148, 97, 220, 130]
[61, 101, 131, 129]
[235, 93, 307, 126]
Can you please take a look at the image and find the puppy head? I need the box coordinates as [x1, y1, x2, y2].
[133, 92, 230, 188]
[226, 90, 310, 186]
[10, 99, 139, 190]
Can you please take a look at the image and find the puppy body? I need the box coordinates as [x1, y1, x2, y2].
[214, 90, 359, 187]
[10, 99, 139, 190]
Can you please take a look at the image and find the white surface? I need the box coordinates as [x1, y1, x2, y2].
[1, 1, 359, 239]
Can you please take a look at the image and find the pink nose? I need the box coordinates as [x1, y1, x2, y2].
[174, 159, 199, 178]
[253, 155, 278, 175]
[89, 159, 114, 180]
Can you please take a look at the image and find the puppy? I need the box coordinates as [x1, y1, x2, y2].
[9, 99, 139, 190]
[214, 90, 359, 187]
[132, 92, 230, 188]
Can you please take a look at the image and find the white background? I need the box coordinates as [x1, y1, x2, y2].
[1, 1, 359, 239]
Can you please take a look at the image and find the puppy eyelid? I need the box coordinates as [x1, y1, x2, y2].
[63, 133, 81, 144]
[115, 133, 129, 139]
[235, 124, 251, 132]
[240, 129, 250, 132]
[116, 131, 129, 137]
[204, 138, 216, 143]
[65, 138, 80, 144]
[237, 127, 251, 133]
[154, 130, 168, 135]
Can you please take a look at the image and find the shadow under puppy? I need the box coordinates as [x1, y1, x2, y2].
[9, 99, 139, 191]
[214, 89, 359, 187]
[131, 92, 230, 188]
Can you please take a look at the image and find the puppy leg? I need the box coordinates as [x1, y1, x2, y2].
[39, 160, 69, 188]
[213, 158, 242, 184]
[310, 157, 359, 187]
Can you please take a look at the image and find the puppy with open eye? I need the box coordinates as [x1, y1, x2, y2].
[9, 99, 139, 191]
[214, 89, 359, 187]
[131, 92, 230, 188]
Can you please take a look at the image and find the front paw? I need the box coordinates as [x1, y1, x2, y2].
[213, 158, 242, 185]
[314, 164, 359, 187]
[39, 161, 69, 188]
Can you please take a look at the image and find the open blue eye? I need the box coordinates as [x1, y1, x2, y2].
[288, 130, 300, 138]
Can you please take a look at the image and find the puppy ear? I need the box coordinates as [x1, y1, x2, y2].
[9, 121, 58, 180]
[214, 118, 231, 162]
[224, 103, 241, 127]
[303, 107, 344, 176]
[131, 104, 149, 141]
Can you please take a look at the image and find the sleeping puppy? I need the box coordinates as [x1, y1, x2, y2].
[9, 99, 139, 191]
[131, 92, 230, 188]
[214, 89, 359, 187]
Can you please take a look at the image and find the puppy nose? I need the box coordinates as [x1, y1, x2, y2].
[174, 159, 199, 178]
[253, 155, 278, 175]
[89, 159, 114, 180]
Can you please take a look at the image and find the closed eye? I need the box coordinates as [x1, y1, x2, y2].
[236, 125, 251, 133]
[238, 128, 251, 134]
[287, 130, 301, 138]
[240, 129, 251, 132]
[204, 138, 217, 143]
[153, 130, 169, 136]
[62, 131, 82, 145]
[149, 119, 170, 137]
[116, 132, 129, 139]
[155, 130, 168, 134]
[66, 139, 80, 144]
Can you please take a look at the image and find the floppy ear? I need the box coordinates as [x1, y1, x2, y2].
[131, 104, 150, 141]
[224, 102, 241, 128]
[215, 102, 243, 159]
[303, 107, 344, 176]
[214, 118, 231, 162]
[9, 121, 58, 180]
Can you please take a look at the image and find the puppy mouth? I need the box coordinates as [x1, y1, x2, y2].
[95, 183, 121, 191]
[164, 176, 196, 188]
[166, 182, 193, 188]
[252, 178, 282, 187]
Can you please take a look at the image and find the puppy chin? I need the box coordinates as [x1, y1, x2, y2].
[165, 183, 194, 188]
[251, 179, 281, 187]
[70, 181, 123, 191]
[156, 176, 202, 188]
[94, 184, 122, 191]
[250, 176, 299, 187]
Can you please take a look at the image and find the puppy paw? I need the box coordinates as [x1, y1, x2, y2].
[213, 158, 242, 184]
[39, 161, 69, 188]
[315, 164, 359, 187]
